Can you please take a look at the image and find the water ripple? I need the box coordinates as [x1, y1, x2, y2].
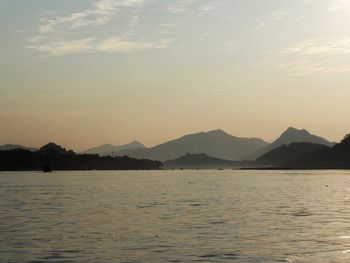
[1, 170, 350, 262]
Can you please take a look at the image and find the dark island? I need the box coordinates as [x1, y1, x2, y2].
[285, 134, 350, 169]
[0, 143, 162, 171]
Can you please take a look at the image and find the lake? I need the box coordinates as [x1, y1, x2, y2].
[1, 170, 350, 262]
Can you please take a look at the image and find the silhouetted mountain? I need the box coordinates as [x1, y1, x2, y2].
[0, 143, 161, 171]
[117, 129, 268, 161]
[255, 142, 330, 167]
[39, 142, 74, 155]
[286, 134, 350, 169]
[83, 141, 146, 156]
[243, 127, 333, 160]
[163, 153, 249, 169]
[0, 144, 37, 152]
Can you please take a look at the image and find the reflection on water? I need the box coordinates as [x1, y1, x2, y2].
[1, 170, 350, 262]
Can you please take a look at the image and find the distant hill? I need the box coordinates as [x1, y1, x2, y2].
[286, 134, 350, 169]
[164, 134, 350, 170]
[83, 141, 146, 156]
[117, 129, 268, 161]
[255, 142, 330, 167]
[0, 144, 37, 152]
[0, 142, 161, 171]
[163, 153, 246, 169]
[243, 127, 333, 160]
[39, 142, 75, 155]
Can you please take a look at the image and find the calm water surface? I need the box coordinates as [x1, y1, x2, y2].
[1, 170, 350, 262]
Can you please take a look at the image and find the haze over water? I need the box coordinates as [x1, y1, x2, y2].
[1, 170, 350, 262]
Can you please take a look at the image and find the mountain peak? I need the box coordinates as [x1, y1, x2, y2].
[120, 129, 268, 161]
[283, 127, 310, 136]
[277, 128, 329, 145]
[128, 141, 145, 147]
[206, 129, 230, 136]
[341, 134, 350, 145]
[83, 141, 146, 156]
[242, 127, 333, 161]
[39, 143, 74, 155]
[0, 144, 37, 152]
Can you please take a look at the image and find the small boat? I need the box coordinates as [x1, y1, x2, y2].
[42, 165, 52, 173]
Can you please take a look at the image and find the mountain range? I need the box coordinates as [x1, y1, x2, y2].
[250, 134, 350, 169]
[1, 130, 349, 171]
[0, 143, 161, 171]
[82, 141, 145, 156]
[163, 138, 347, 170]
[0, 144, 37, 152]
[92, 127, 332, 162]
[115, 129, 268, 161]
[242, 127, 333, 160]
[2, 127, 334, 163]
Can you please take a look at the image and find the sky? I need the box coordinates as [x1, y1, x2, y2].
[1, 0, 350, 151]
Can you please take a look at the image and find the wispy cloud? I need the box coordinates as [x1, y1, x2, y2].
[278, 60, 350, 76]
[282, 38, 350, 57]
[96, 37, 172, 52]
[28, 0, 224, 56]
[278, 37, 350, 76]
[253, 10, 289, 31]
[165, 0, 217, 15]
[253, 22, 267, 31]
[224, 42, 237, 53]
[269, 10, 290, 21]
[166, 4, 189, 14]
[28, 0, 177, 56]
[329, 0, 350, 11]
[39, 0, 146, 33]
[303, 0, 313, 4]
[198, 3, 218, 16]
[27, 38, 173, 56]
[26, 39, 94, 56]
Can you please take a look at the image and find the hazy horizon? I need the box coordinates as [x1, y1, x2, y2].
[1, 0, 350, 151]
[0, 126, 341, 153]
